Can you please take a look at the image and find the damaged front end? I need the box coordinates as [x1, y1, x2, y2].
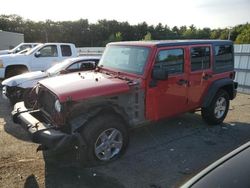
[2, 85, 23, 103]
[12, 102, 85, 152]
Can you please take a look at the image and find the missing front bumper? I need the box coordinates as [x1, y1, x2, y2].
[12, 102, 83, 152]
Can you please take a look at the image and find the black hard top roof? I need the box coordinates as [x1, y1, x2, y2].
[108, 40, 233, 47]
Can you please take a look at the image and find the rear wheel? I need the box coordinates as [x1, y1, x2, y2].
[201, 89, 230, 125]
[78, 114, 128, 166]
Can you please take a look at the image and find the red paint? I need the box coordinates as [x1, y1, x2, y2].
[39, 72, 130, 102]
[39, 40, 235, 123]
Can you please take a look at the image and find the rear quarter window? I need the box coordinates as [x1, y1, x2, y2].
[61, 45, 72, 57]
[214, 45, 234, 73]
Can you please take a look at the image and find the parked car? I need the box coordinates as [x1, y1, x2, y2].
[12, 40, 238, 166]
[2, 56, 100, 106]
[0, 42, 40, 55]
[180, 141, 250, 188]
[0, 43, 78, 79]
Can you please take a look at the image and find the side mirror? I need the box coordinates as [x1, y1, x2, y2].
[152, 67, 168, 80]
[34, 51, 41, 57]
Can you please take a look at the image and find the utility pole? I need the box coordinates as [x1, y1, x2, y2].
[44, 30, 48, 42]
[227, 27, 232, 40]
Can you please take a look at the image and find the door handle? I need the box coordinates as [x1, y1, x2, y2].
[202, 73, 212, 80]
[177, 79, 188, 85]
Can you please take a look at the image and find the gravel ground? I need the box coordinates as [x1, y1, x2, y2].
[0, 88, 250, 188]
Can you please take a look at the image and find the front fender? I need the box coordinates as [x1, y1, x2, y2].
[68, 102, 129, 133]
[2, 71, 46, 88]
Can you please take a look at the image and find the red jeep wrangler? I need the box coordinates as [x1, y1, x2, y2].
[12, 40, 238, 165]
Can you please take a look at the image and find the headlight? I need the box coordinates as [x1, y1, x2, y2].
[0, 59, 3, 68]
[55, 99, 62, 112]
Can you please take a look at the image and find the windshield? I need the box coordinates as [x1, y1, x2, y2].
[46, 59, 71, 75]
[10, 43, 23, 51]
[26, 44, 44, 55]
[99, 45, 150, 75]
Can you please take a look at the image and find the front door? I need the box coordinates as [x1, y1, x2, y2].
[29, 45, 60, 71]
[187, 45, 213, 109]
[146, 47, 189, 121]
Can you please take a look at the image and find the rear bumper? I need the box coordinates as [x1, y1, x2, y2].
[12, 102, 83, 152]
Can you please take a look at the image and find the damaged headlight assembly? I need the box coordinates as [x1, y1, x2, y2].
[35, 85, 39, 94]
[55, 99, 62, 112]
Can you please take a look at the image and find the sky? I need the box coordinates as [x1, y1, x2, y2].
[0, 0, 249, 29]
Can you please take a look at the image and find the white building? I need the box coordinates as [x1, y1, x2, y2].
[0, 30, 24, 50]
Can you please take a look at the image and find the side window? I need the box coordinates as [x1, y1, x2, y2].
[67, 61, 96, 72]
[20, 45, 32, 51]
[191, 46, 210, 71]
[39, 45, 58, 57]
[155, 49, 184, 75]
[67, 63, 79, 70]
[16, 45, 32, 53]
[214, 45, 233, 73]
[61, 45, 72, 57]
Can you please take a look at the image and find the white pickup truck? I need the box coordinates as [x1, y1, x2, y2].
[0, 43, 40, 55]
[0, 43, 77, 78]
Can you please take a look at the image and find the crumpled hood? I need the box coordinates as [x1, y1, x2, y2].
[2, 71, 47, 87]
[39, 71, 131, 102]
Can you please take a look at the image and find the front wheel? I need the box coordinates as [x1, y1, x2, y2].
[79, 114, 128, 166]
[201, 89, 230, 125]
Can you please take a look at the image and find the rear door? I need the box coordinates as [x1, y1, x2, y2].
[146, 46, 189, 120]
[187, 45, 213, 109]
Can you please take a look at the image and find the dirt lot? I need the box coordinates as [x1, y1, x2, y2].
[0, 88, 250, 188]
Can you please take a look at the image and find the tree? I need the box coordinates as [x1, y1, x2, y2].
[235, 25, 250, 44]
[115, 32, 123, 41]
[182, 25, 197, 39]
[103, 32, 123, 46]
[143, 32, 152, 40]
[0, 14, 250, 46]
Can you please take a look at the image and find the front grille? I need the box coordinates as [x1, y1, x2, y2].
[38, 89, 56, 115]
[37, 87, 65, 126]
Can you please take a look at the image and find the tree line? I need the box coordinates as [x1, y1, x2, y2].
[0, 14, 249, 47]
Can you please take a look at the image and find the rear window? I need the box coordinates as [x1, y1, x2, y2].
[214, 45, 234, 73]
[61, 45, 72, 57]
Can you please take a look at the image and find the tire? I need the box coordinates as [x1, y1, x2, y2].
[201, 89, 230, 125]
[5, 68, 16, 78]
[43, 147, 78, 167]
[78, 113, 128, 166]
[5, 67, 28, 78]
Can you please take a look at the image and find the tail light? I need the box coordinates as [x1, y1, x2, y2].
[230, 71, 235, 80]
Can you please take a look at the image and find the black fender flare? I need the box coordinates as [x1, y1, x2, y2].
[202, 78, 236, 108]
[68, 102, 129, 133]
